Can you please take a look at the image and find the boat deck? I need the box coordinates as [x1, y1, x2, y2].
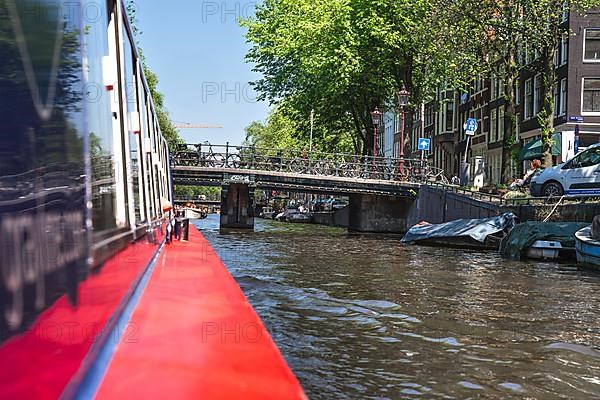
[0, 226, 305, 399]
[95, 226, 305, 399]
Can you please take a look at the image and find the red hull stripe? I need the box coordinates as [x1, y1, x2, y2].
[95, 226, 307, 399]
[67, 243, 165, 399]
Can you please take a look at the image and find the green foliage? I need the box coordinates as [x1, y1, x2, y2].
[241, 0, 496, 155]
[174, 186, 220, 200]
[244, 108, 301, 149]
[241, 0, 600, 174]
[242, 0, 414, 154]
[244, 106, 355, 153]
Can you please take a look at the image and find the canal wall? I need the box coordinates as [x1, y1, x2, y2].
[414, 186, 499, 224]
[416, 185, 600, 224]
[312, 207, 349, 228]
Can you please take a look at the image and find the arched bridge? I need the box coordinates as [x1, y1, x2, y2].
[171, 143, 446, 233]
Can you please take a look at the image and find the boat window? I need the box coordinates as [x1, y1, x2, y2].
[122, 23, 144, 225]
[146, 152, 156, 219]
[87, 0, 117, 232]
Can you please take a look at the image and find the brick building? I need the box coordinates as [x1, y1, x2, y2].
[383, 9, 600, 185]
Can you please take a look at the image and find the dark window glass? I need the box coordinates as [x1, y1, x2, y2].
[0, 0, 87, 335]
[584, 29, 600, 61]
[122, 27, 143, 224]
[583, 78, 600, 113]
[445, 102, 453, 132]
[572, 147, 600, 168]
[86, 1, 117, 232]
[146, 153, 156, 219]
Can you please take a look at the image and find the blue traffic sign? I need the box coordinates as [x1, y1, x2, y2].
[418, 138, 431, 151]
[464, 118, 478, 135]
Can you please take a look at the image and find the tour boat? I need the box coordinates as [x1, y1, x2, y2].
[0, 1, 305, 398]
[575, 226, 600, 269]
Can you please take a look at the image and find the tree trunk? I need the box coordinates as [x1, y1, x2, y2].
[350, 107, 367, 155]
[539, 46, 557, 168]
[501, 49, 519, 184]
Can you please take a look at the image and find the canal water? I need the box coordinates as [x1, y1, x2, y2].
[194, 215, 600, 399]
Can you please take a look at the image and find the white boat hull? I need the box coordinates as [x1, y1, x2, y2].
[184, 208, 205, 220]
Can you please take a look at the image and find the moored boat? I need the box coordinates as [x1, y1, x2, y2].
[260, 206, 276, 219]
[575, 226, 600, 269]
[402, 213, 517, 250]
[499, 221, 587, 261]
[183, 207, 208, 220]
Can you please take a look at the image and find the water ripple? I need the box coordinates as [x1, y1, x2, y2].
[196, 216, 600, 399]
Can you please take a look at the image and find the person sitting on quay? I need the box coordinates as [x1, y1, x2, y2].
[508, 159, 542, 191]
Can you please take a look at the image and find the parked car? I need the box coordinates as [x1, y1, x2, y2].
[531, 144, 600, 197]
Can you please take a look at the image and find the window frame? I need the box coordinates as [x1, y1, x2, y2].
[560, 33, 568, 65]
[490, 108, 497, 142]
[583, 28, 600, 63]
[533, 74, 542, 116]
[581, 77, 600, 116]
[560, 78, 567, 116]
[524, 78, 533, 120]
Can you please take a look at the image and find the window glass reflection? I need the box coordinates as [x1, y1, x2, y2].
[84, 0, 117, 232]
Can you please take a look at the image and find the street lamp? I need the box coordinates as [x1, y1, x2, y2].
[370, 107, 383, 162]
[396, 85, 410, 176]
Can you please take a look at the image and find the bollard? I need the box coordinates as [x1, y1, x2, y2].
[181, 218, 190, 242]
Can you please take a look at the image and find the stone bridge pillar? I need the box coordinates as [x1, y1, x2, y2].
[348, 194, 417, 233]
[220, 175, 255, 230]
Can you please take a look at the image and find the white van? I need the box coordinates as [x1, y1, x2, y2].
[530, 144, 600, 197]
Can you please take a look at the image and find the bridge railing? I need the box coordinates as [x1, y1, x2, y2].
[172, 143, 447, 183]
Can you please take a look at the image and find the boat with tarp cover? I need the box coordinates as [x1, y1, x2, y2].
[402, 213, 517, 250]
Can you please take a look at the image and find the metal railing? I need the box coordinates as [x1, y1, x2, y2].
[173, 196, 220, 203]
[425, 181, 600, 206]
[172, 143, 447, 183]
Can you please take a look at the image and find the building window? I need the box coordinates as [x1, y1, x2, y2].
[561, 34, 568, 65]
[584, 29, 600, 62]
[445, 102, 454, 132]
[498, 107, 505, 140]
[582, 78, 600, 114]
[490, 109, 497, 142]
[554, 83, 560, 116]
[515, 82, 521, 105]
[533, 74, 542, 115]
[560, 78, 567, 116]
[525, 79, 533, 119]
[561, 1, 569, 23]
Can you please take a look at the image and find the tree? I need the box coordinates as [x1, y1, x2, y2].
[242, 0, 413, 155]
[524, 1, 599, 167]
[244, 106, 355, 153]
[242, 0, 493, 157]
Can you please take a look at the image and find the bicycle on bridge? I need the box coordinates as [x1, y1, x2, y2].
[172, 143, 448, 184]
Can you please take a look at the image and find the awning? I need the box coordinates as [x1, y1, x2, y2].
[519, 133, 562, 161]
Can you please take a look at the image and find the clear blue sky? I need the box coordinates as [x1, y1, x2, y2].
[136, 0, 268, 145]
